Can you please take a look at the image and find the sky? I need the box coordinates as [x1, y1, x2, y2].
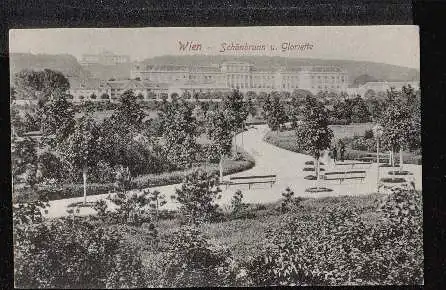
[9, 26, 419, 69]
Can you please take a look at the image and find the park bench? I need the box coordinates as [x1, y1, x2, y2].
[225, 175, 277, 189]
[335, 162, 372, 169]
[321, 170, 366, 184]
[357, 156, 390, 164]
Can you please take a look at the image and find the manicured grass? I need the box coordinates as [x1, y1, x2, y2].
[264, 128, 421, 165]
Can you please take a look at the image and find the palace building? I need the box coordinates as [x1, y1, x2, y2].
[130, 61, 349, 96]
[68, 61, 350, 102]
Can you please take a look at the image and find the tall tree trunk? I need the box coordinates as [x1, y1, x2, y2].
[390, 150, 394, 167]
[399, 148, 404, 172]
[156, 198, 159, 223]
[241, 122, 244, 148]
[82, 167, 88, 205]
[234, 132, 237, 152]
[315, 156, 319, 188]
[219, 155, 224, 184]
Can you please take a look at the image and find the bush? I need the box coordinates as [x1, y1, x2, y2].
[171, 170, 222, 225]
[350, 137, 376, 151]
[14, 218, 145, 288]
[364, 129, 374, 139]
[246, 189, 423, 285]
[158, 226, 237, 287]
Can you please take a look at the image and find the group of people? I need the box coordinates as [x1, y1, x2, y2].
[323, 140, 346, 167]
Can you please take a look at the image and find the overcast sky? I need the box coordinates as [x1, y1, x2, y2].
[9, 26, 419, 69]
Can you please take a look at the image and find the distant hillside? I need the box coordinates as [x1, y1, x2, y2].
[81, 63, 133, 80]
[141, 55, 420, 85]
[10, 53, 90, 81]
[10, 53, 420, 86]
[352, 74, 380, 87]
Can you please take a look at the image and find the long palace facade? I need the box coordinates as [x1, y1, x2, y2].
[130, 61, 349, 96]
[67, 61, 349, 102]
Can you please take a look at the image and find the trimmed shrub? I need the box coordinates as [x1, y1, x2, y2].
[14, 218, 145, 288]
[158, 227, 237, 287]
[246, 189, 423, 285]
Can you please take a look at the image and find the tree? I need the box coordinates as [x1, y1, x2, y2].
[206, 110, 233, 182]
[90, 93, 97, 100]
[379, 100, 417, 171]
[223, 90, 249, 147]
[288, 96, 301, 129]
[295, 96, 333, 186]
[14, 69, 70, 103]
[114, 90, 147, 131]
[58, 115, 101, 204]
[263, 94, 288, 131]
[160, 100, 199, 169]
[245, 97, 257, 119]
[350, 96, 371, 123]
[11, 137, 39, 189]
[40, 94, 76, 146]
[366, 97, 387, 121]
[171, 170, 222, 225]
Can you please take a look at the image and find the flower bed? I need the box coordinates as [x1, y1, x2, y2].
[380, 177, 406, 183]
[304, 161, 325, 165]
[388, 170, 413, 176]
[303, 167, 325, 172]
[305, 187, 333, 193]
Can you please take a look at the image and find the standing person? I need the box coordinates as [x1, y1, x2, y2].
[332, 145, 337, 165]
[339, 140, 346, 162]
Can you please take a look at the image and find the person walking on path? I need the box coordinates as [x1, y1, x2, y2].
[331, 145, 337, 166]
[339, 140, 346, 162]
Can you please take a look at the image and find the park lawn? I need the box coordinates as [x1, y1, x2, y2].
[117, 192, 388, 267]
[263, 126, 421, 165]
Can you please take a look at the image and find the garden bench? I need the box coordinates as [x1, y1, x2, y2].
[335, 162, 372, 169]
[357, 156, 390, 164]
[321, 170, 366, 183]
[226, 175, 277, 189]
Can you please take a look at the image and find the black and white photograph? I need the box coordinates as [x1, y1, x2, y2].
[10, 26, 422, 287]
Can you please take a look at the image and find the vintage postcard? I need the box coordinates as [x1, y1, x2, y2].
[10, 26, 421, 287]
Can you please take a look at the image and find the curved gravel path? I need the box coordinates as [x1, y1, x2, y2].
[43, 125, 422, 218]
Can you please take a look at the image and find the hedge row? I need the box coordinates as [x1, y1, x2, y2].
[13, 149, 256, 203]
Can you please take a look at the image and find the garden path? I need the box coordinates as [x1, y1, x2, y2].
[43, 125, 422, 218]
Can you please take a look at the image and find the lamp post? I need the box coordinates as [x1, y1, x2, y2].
[372, 124, 383, 193]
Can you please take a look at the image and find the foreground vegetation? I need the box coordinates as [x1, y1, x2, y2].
[14, 176, 423, 287]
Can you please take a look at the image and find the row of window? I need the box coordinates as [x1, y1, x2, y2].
[311, 75, 345, 81]
[223, 65, 251, 72]
[311, 85, 342, 89]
